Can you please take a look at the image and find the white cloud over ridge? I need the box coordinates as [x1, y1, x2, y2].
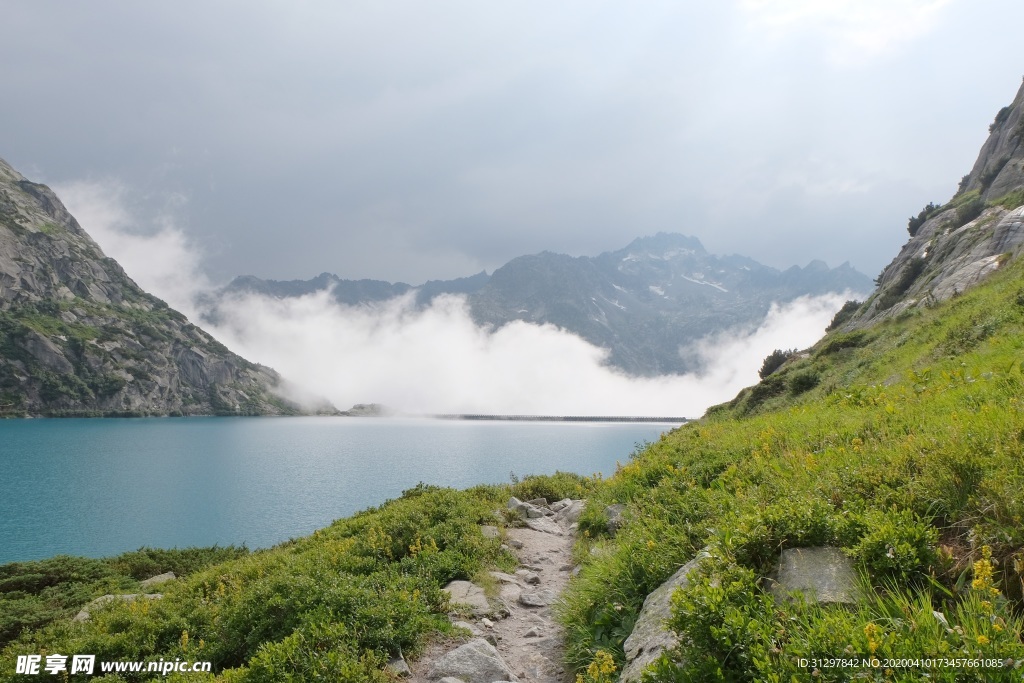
[59, 181, 853, 417]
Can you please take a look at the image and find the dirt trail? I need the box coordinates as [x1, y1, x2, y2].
[408, 510, 578, 683]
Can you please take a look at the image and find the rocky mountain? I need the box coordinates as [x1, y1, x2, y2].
[217, 235, 871, 376]
[838, 78, 1024, 331]
[0, 158, 316, 417]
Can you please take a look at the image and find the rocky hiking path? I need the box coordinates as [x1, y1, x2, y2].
[403, 497, 585, 683]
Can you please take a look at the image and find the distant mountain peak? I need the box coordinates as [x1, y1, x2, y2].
[218, 232, 872, 377]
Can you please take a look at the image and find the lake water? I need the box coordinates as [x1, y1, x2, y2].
[0, 417, 677, 564]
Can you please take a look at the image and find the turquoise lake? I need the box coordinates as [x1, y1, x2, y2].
[0, 417, 677, 564]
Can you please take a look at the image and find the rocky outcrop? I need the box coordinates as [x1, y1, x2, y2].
[768, 547, 860, 604]
[620, 550, 710, 683]
[961, 79, 1024, 202]
[72, 593, 163, 622]
[425, 638, 518, 682]
[139, 572, 176, 588]
[847, 79, 1024, 329]
[442, 581, 492, 617]
[0, 157, 328, 416]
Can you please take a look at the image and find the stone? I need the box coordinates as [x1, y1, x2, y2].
[605, 503, 627, 533]
[550, 498, 572, 512]
[480, 525, 500, 539]
[518, 589, 556, 608]
[770, 547, 859, 604]
[438, 678, 466, 683]
[442, 580, 491, 615]
[526, 498, 548, 507]
[507, 496, 547, 520]
[451, 620, 482, 636]
[139, 571, 176, 588]
[524, 516, 563, 535]
[480, 617, 495, 628]
[524, 572, 540, 585]
[386, 656, 411, 678]
[426, 638, 517, 682]
[508, 538, 524, 549]
[621, 550, 710, 683]
[72, 593, 163, 622]
[524, 627, 542, 638]
[489, 571, 520, 585]
[553, 499, 585, 524]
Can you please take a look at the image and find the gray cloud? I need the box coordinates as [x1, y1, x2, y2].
[2, 1, 1023, 286]
[59, 181, 855, 416]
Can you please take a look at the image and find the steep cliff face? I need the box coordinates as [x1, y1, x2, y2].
[0, 158, 312, 416]
[845, 79, 1024, 329]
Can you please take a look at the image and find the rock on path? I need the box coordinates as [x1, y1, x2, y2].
[408, 499, 582, 683]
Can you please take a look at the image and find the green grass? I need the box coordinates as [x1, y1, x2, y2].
[0, 477, 597, 682]
[560, 256, 1024, 681]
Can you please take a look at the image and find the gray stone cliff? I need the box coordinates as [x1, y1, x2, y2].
[0, 157, 320, 416]
[843, 78, 1024, 329]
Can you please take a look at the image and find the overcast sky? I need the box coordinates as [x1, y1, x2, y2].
[2, 1, 1022, 285]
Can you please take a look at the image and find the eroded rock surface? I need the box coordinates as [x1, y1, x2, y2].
[620, 550, 710, 683]
[769, 546, 860, 604]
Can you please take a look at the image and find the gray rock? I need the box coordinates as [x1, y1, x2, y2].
[72, 593, 164, 622]
[438, 678, 467, 683]
[553, 499, 585, 524]
[508, 538, 524, 549]
[518, 589, 556, 607]
[442, 580, 491, 615]
[524, 516, 563, 535]
[451, 620, 482, 636]
[621, 550, 710, 683]
[386, 655, 412, 678]
[604, 503, 627, 533]
[526, 498, 548, 507]
[480, 525, 500, 539]
[524, 572, 540, 585]
[489, 571, 520, 585]
[770, 547, 860, 604]
[506, 496, 546, 520]
[549, 498, 572, 512]
[426, 638, 518, 682]
[524, 627, 542, 638]
[139, 571, 176, 588]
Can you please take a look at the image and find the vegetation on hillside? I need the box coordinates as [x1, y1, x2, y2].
[561, 256, 1024, 681]
[0, 474, 596, 682]
[6, 225, 1024, 681]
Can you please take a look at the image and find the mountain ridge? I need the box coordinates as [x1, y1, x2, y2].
[216, 231, 872, 376]
[0, 158, 322, 417]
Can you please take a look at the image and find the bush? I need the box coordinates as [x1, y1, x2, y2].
[855, 508, 938, 584]
[758, 349, 794, 379]
[826, 300, 862, 331]
[788, 369, 820, 394]
[954, 194, 985, 226]
[908, 202, 941, 236]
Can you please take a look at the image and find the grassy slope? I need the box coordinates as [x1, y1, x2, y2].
[0, 476, 595, 682]
[5, 254, 1024, 682]
[561, 255, 1024, 681]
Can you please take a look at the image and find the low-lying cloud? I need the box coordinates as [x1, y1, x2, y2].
[60, 180, 855, 417]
